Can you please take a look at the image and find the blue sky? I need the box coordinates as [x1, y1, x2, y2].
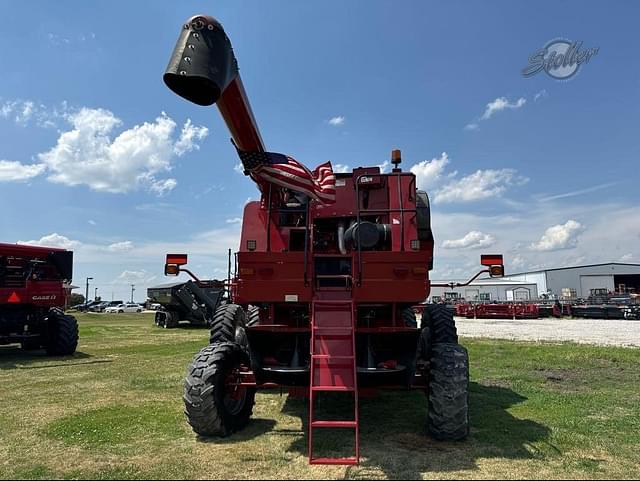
[1, 1, 638, 301]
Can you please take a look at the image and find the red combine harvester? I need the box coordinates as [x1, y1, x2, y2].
[0, 243, 78, 355]
[163, 15, 505, 465]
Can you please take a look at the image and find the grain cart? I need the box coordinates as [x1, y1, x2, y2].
[0, 243, 78, 355]
[163, 15, 505, 465]
[148, 275, 226, 329]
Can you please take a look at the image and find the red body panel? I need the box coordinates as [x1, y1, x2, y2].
[0, 243, 71, 309]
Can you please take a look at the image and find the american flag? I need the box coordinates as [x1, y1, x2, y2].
[238, 150, 336, 204]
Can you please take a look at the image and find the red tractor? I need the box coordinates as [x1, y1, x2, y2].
[0, 243, 78, 355]
[163, 15, 504, 465]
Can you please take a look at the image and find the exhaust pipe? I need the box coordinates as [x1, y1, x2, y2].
[163, 15, 265, 152]
[337, 223, 347, 255]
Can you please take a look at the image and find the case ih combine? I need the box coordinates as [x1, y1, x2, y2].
[0, 243, 78, 355]
[162, 15, 504, 465]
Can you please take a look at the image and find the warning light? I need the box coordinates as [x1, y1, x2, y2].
[489, 265, 505, 278]
[7, 292, 21, 303]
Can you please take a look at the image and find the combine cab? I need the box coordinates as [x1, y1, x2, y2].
[0, 243, 78, 355]
[163, 15, 504, 464]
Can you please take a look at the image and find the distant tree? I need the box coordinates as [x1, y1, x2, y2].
[68, 293, 85, 306]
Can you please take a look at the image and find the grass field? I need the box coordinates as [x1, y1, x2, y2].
[1, 313, 639, 480]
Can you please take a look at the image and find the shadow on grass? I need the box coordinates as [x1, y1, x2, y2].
[196, 418, 278, 444]
[278, 382, 550, 479]
[0, 347, 104, 370]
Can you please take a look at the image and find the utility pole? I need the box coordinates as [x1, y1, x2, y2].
[130, 284, 135, 303]
[85, 277, 93, 308]
[95, 287, 99, 301]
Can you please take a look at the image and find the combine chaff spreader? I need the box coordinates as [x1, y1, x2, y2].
[162, 14, 505, 465]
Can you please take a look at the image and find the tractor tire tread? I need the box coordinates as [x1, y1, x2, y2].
[183, 342, 255, 436]
[427, 343, 469, 441]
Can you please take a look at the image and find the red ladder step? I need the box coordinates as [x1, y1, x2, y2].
[309, 297, 359, 466]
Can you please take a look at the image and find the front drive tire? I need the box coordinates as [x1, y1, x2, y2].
[184, 342, 256, 436]
[45, 309, 79, 356]
[427, 343, 469, 441]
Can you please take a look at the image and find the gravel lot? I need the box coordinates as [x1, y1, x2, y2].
[457, 316, 640, 348]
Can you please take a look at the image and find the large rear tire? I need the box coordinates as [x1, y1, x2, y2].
[209, 304, 247, 345]
[45, 309, 79, 356]
[422, 304, 458, 344]
[184, 342, 256, 436]
[427, 343, 469, 441]
[401, 306, 418, 328]
[246, 305, 260, 327]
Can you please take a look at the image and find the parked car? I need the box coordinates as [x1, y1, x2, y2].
[105, 303, 144, 313]
[73, 300, 103, 312]
[90, 300, 124, 312]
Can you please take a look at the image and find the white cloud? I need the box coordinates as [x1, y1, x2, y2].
[115, 269, 156, 285]
[620, 253, 634, 262]
[38, 108, 208, 195]
[88, 220, 97, 226]
[18, 233, 81, 249]
[538, 182, 618, 202]
[410, 152, 450, 190]
[226, 218, 242, 224]
[234, 163, 245, 174]
[480, 97, 526, 120]
[0, 160, 46, 182]
[328, 116, 345, 126]
[534, 90, 548, 102]
[107, 241, 134, 252]
[442, 231, 496, 250]
[464, 123, 479, 131]
[334, 164, 350, 174]
[434, 168, 527, 203]
[530, 220, 584, 251]
[377, 161, 391, 174]
[0, 99, 69, 128]
[173, 119, 208, 156]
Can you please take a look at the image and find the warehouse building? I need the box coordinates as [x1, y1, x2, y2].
[502, 263, 640, 299]
[429, 278, 539, 303]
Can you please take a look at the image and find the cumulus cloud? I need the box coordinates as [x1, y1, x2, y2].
[434, 168, 528, 204]
[480, 97, 526, 120]
[334, 164, 351, 174]
[410, 152, 450, 190]
[328, 116, 345, 126]
[530, 220, 584, 251]
[18, 233, 81, 249]
[442, 231, 496, 250]
[107, 241, 134, 252]
[37, 108, 208, 195]
[115, 270, 156, 285]
[0, 160, 46, 182]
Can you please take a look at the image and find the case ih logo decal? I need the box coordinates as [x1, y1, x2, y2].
[523, 39, 599, 80]
[32, 295, 57, 301]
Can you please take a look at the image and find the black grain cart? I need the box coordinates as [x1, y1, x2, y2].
[147, 280, 225, 328]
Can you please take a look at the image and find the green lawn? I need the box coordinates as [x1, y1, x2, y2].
[0, 313, 639, 479]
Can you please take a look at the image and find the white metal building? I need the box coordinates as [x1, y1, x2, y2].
[429, 278, 539, 302]
[502, 263, 640, 299]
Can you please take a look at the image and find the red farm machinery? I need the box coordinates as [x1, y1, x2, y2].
[162, 15, 505, 465]
[0, 243, 78, 355]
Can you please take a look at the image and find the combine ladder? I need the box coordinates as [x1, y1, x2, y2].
[309, 297, 359, 465]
